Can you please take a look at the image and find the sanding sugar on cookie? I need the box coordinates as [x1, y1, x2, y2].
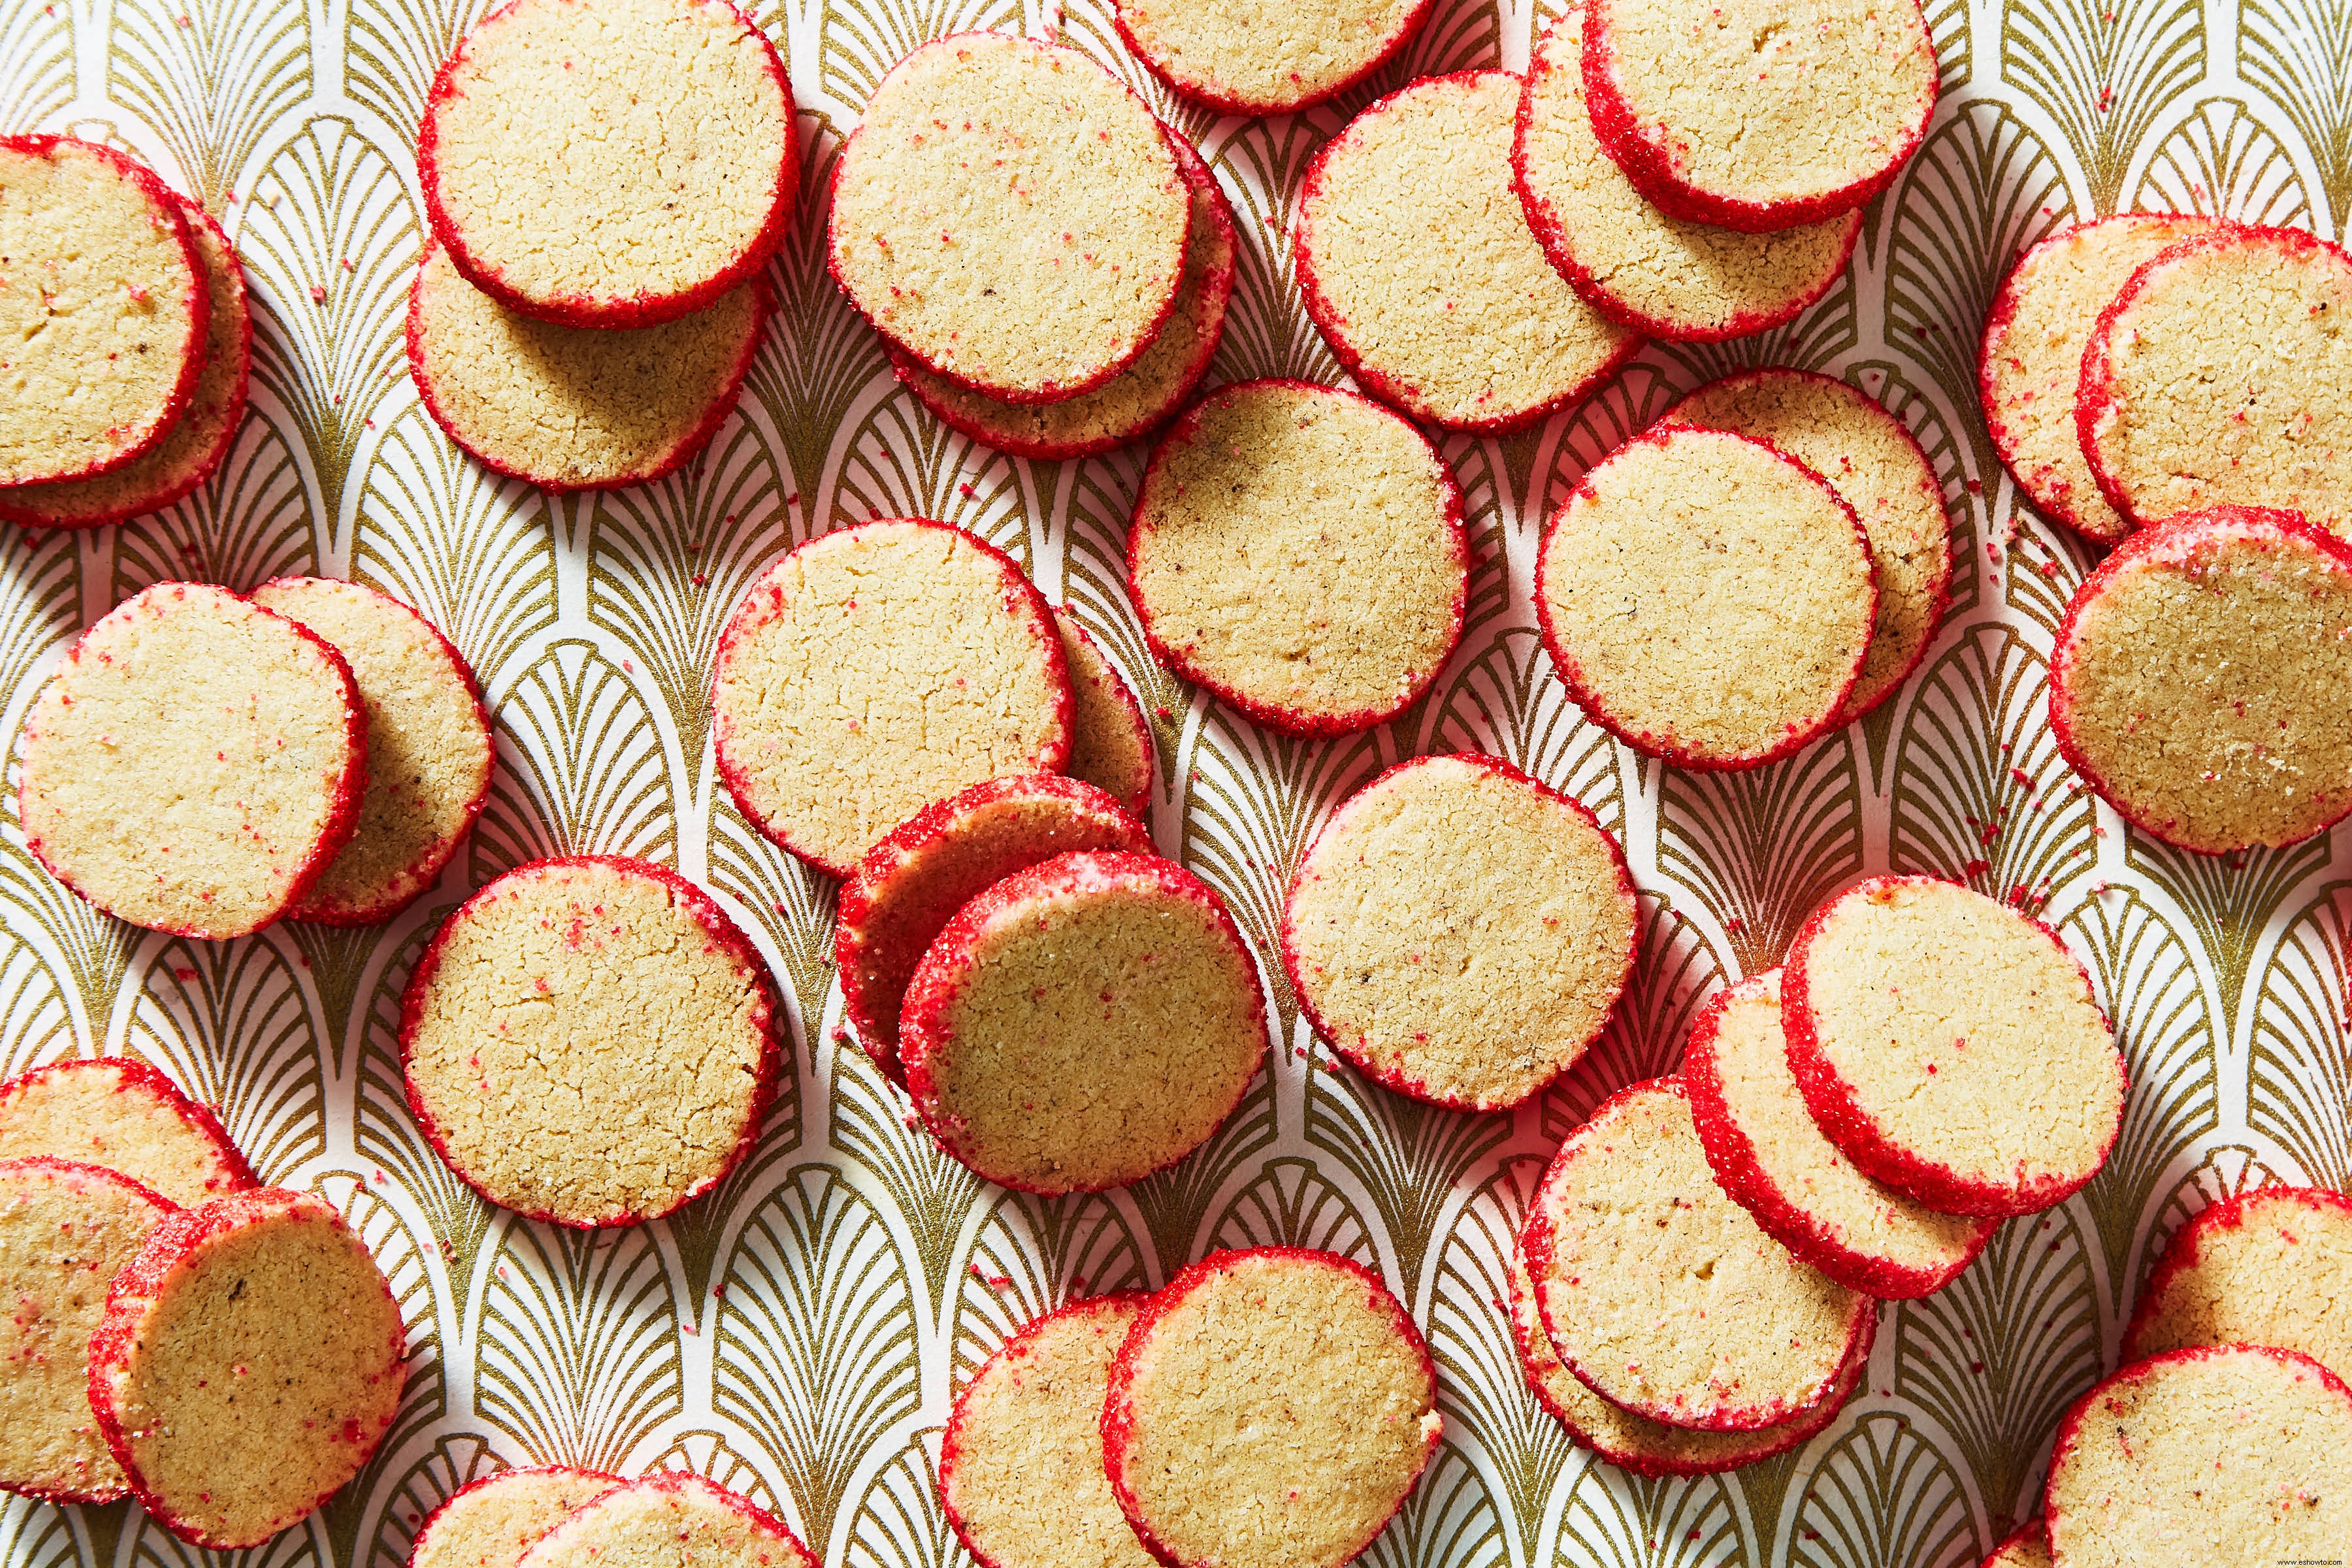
[1296, 71, 1639, 432]
[1112, 0, 1434, 114]
[1128, 380, 1466, 737]
[408, 1468, 623, 1568]
[515, 1474, 815, 1568]
[2122, 1185, 2352, 1378]
[1981, 1523, 2050, 1568]
[1053, 610, 1154, 817]
[0, 1057, 253, 1207]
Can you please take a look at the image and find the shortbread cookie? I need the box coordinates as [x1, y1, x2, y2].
[2049, 506, 2352, 853]
[902, 851, 1262, 1195]
[1785, 875, 2125, 1217]
[1281, 753, 1637, 1112]
[1513, 12, 1862, 342]
[0, 136, 207, 485]
[2080, 225, 2352, 532]
[17, 582, 365, 939]
[516, 1475, 815, 1568]
[0, 1158, 176, 1503]
[1582, 0, 1937, 231]
[829, 34, 1188, 403]
[0, 194, 251, 527]
[406, 244, 766, 491]
[2044, 1345, 2352, 1567]
[1129, 380, 1466, 736]
[410, 1468, 624, 1568]
[1102, 1249, 1439, 1568]
[711, 519, 1073, 875]
[1296, 71, 1639, 431]
[417, 0, 795, 327]
[1982, 1521, 2049, 1568]
[1054, 611, 1153, 817]
[1683, 971, 1996, 1298]
[1535, 426, 1874, 768]
[939, 1296, 1155, 1568]
[401, 857, 780, 1226]
[896, 133, 1235, 460]
[1659, 370, 1950, 723]
[250, 578, 495, 924]
[2123, 1185, 2352, 1377]
[1524, 1078, 1872, 1431]
[1506, 1235, 1865, 1476]
[0, 1058, 253, 1207]
[836, 774, 1154, 1083]
[90, 1188, 405, 1548]
[1113, 0, 1433, 113]
[1978, 214, 2214, 541]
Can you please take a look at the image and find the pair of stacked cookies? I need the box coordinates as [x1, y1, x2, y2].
[943, 1249, 1440, 1568]
[0, 1059, 404, 1548]
[0, 136, 252, 529]
[407, 0, 797, 490]
[409, 1466, 815, 1568]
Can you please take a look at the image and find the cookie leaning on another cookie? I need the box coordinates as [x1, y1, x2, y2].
[0, 1057, 253, 1207]
[2122, 1184, 2352, 1378]
[515, 1474, 817, 1568]
[1053, 611, 1154, 818]
[408, 1468, 625, 1568]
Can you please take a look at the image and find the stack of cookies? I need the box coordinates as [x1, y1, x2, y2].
[408, 1467, 817, 1568]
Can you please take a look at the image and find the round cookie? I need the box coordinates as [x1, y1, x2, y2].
[1978, 214, 2215, 542]
[0, 1057, 253, 1207]
[2079, 225, 2352, 532]
[515, 1475, 815, 1568]
[17, 581, 366, 939]
[1523, 1078, 1872, 1431]
[0, 194, 251, 527]
[2044, 1345, 2352, 1567]
[939, 1295, 1156, 1568]
[895, 133, 1236, 461]
[0, 1157, 176, 1504]
[1295, 71, 1639, 433]
[710, 519, 1073, 876]
[2122, 1185, 2352, 1377]
[2048, 506, 2352, 854]
[417, 0, 795, 328]
[89, 1187, 406, 1548]
[902, 851, 1264, 1196]
[828, 33, 1188, 404]
[1505, 1233, 1866, 1477]
[835, 774, 1154, 1083]
[249, 578, 494, 924]
[1101, 1248, 1440, 1568]
[1658, 369, 1952, 723]
[1280, 753, 1638, 1113]
[400, 856, 781, 1227]
[1513, 12, 1862, 342]
[1982, 1521, 2050, 1568]
[1534, 425, 1875, 769]
[1682, 971, 1997, 1298]
[1784, 875, 2126, 1218]
[1128, 380, 1467, 737]
[406, 244, 766, 491]
[1112, 0, 1433, 114]
[1054, 611, 1154, 817]
[0, 135, 208, 486]
[410, 1468, 624, 1568]
[1580, 0, 1938, 233]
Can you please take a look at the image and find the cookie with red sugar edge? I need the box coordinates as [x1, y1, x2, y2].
[836, 774, 1153, 1085]
[408, 1468, 624, 1568]
[17, 581, 365, 939]
[1784, 874, 2125, 1218]
[0, 1056, 254, 1207]
[1580, 0, 1937, 233]
[1054, 610, 1154, 817]
[2123, 1184, 2352, 1378]
[1682, 970, 1995, 1298]
[939, 1294, 1156, 1568]
[1112, 0, 1434, 114]
[1977, 214, 2216, 542]
[2049, 506, 2352, 854]
[89, 1188, 405, 1548]
[1101, 1248, 1440, 1568]
[417, 0, 795, 328]
[710, 518, 1074, 876]
[1980, 1520, 2049, 1568]
[0, 193, 250, 527]
[515, 1474, 815, 1568]
[0, 135, 208, 487]
[903, 851, 1263, 1196]
[2043, 1345, 2352, 1566]
[1523, 1077, 1872, 1431]
[0, 1157, 176, 1504]
[2078, 224, 2352, 533]
[400, 856, 781, 1227]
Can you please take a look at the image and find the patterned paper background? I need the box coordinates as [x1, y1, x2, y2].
[2, 0, 2349, 1560]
